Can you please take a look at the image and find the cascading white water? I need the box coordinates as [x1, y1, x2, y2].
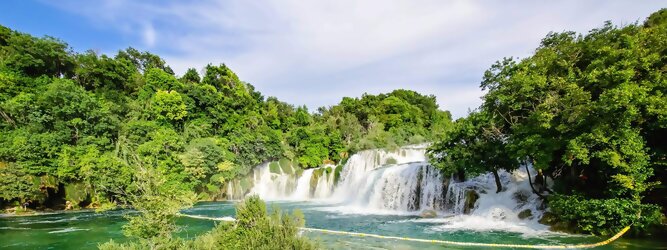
[225, 145, 545, 223]
[327, 146, 428, 204]
[313, 165, 336, 199]
[226, 145, 452, 212]
[290, 169, 314, 200]
[428, 167, 549, 235]
[247, 163, 295, 200]
[224, 144, 549, 234]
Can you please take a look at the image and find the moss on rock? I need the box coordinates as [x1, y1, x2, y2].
[269, 162, 281, 174]
[64, 182, 89, 208]
[334, 165, 344, 183]
[279, 158, 294, 175]
[517, 209, 533, 220]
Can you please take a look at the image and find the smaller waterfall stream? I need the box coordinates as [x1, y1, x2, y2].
[290, 169, 314, 200]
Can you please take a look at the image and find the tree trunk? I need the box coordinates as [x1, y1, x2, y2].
[456, 169, 466, 182]
[492, 169, 502, 193]
[525, 165, 546, 199]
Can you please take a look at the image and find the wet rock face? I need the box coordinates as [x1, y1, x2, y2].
[517, 209, 533, 220]
[513, 190, 530, 205]
[463, 190, 479, 214]
[420, 209, 437, 218]
[408, 166, 424, 211]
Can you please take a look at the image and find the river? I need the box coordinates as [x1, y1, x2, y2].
[1, 146, 665, 249]
[1, 201, 664, 249]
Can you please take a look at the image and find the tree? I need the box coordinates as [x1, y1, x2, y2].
[151, 90, 188, 122]
[180, 68, 201, 84]
[0, 28, 75, 77]
[430, 10, 667, 234]
[116, 47, 174, 74]
[0, 162, 42, 206]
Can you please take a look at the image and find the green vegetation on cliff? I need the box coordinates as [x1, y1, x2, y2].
[0, 23, 450, 211]
[429, 9, 667, 235]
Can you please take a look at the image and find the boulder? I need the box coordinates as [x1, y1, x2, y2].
[65, 201, 73, 210]
[463, 190, 479, 214]
[512, 190, 530, 205]
[517, 209, 533, 220]
[420, 209, 437, 218]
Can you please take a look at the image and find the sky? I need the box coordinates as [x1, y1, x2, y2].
[1, 1, 664, 118]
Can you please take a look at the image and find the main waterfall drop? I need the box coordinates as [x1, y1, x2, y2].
[223, 145, 450, 211]
[223, 144, 546, 226]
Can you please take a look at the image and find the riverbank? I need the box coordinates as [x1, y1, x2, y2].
[1, 206, 101, 218]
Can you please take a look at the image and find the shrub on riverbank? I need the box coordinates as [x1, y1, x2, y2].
[186, 196, 317, 250]
[99, 195, 315, 250]
[548, 195, 663, 235]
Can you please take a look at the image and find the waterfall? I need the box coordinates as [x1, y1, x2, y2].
[222, 144, 546, 228]
[223, 145, 452, 212]
[428, 167, 549, 234]
[290, 169, 314, 200]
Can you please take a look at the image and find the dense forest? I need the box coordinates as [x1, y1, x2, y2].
[1, 9, 667, 247]
[0, 23, 451, 211]
[429, 9, 667, 235]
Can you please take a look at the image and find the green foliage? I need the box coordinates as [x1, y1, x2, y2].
[429, 111, 516, 180]
[180, 68, 200, 84]
[116, 47, 173, 75]
[75, 50, 137, 92]
[429, 9, 667, 234]
[0, 162, 42, 204]
[151, 90, 187, 122]
[186, 196, 316, 250]
[0, 27, 75, 77]
[121, 167, 196, 248]
[0, 23, 448, 213]
[279, 158, 294, 175]
[64, 182, 89, 208]
[333, 164, 343, 183]
[549, 195, 663, 235]
[101, 196, 316, 250]
[269, 162, 281, 174]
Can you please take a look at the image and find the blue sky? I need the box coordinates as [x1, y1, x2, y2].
[1, 1, 664, 117]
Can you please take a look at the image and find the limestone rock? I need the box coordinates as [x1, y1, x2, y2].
[517, 209, 533, 220]
[420, 209, 437, 218]
[463, 190, 479, 214]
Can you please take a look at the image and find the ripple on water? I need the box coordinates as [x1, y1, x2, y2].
[48, 227, 90, 234]
[18, 216, 80, 225]
[0, 226, 31, 230]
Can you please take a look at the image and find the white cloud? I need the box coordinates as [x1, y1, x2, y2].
[142, 23, 156, 47]
[45, 0, 664, 117]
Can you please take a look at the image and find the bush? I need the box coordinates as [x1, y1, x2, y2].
[101, 195, 316, 250]
[187, 195, 317, 250]
[548, 195, 663, 235]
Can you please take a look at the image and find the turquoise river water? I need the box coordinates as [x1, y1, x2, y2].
[1, 201, 664, 250]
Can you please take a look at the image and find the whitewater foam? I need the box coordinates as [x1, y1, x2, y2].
[224, 145, 551, 235]
[47, 227, 90, 234]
